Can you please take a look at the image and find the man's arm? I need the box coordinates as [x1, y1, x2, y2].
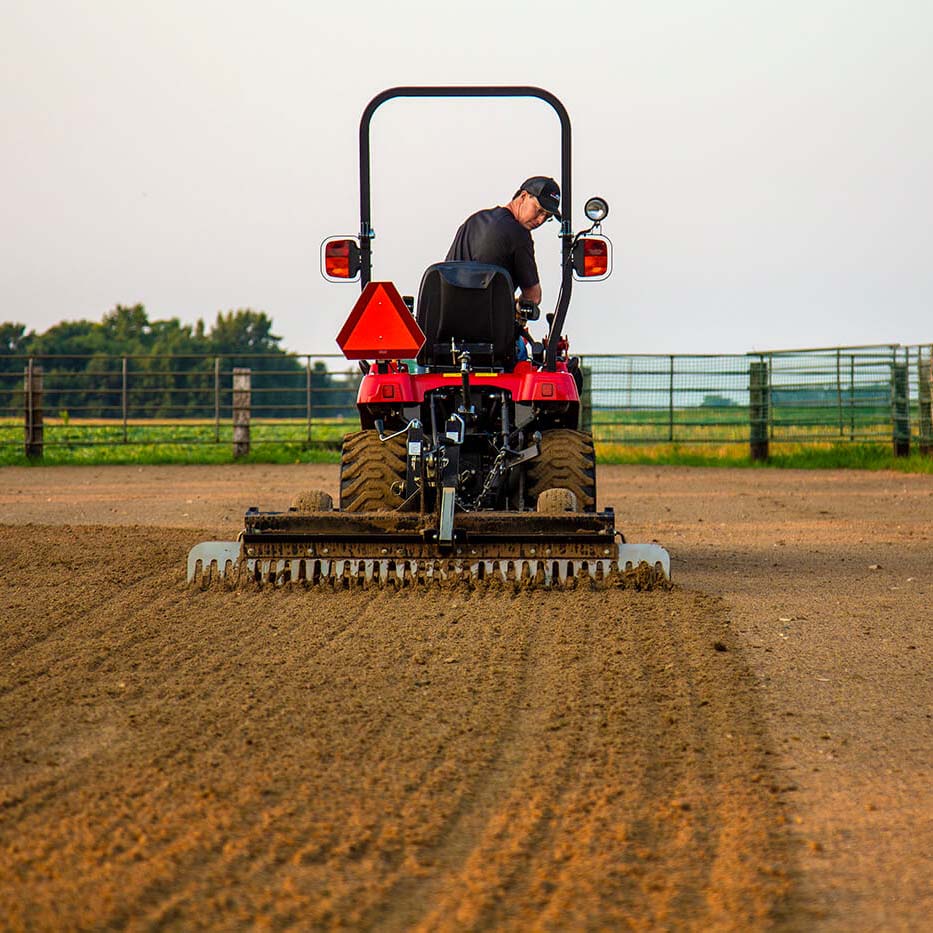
[513, 230, 541, 305]
[520, 283, 542, 304]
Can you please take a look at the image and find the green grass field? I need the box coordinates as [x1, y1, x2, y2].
[3, 416, 931, 473]
[595, 441, 933, 473]
[2, 419, 349, 466]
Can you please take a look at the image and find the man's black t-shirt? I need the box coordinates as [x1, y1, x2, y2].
[445, 206, 539, 291]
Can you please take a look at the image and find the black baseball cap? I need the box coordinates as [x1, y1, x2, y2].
[520, 176, 561, 219]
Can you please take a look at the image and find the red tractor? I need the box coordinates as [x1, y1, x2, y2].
[188, 87, 669, 588]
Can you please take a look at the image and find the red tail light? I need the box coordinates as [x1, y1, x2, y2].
[583, 240, 608, 276]
[321, 238, 361, 281]
[572, 236, 612, 280]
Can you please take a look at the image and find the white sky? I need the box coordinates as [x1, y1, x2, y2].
[2, 0, 931, 356]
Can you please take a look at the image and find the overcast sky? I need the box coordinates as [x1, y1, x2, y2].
[2, 1, 931, 357]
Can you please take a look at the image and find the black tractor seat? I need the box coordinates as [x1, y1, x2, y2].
[415, 262, 516, 370]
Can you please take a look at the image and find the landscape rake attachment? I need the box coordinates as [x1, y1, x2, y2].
[187, 506, 670, 591]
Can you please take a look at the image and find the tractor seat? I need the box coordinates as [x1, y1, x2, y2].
[415, 262, 516, 370]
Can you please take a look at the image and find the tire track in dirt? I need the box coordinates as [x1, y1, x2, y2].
[615, 596, 793, 929]
[403, 598, 608, 931]
[0, 526, 793, 930]
[373, 593, 572, 931]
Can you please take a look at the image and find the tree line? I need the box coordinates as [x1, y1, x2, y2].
[1, 305, 360, 419]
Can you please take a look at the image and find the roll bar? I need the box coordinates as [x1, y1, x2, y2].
[358, 86, 574, 371]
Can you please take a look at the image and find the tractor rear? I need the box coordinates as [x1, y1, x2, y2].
[187, 86, 670, 590]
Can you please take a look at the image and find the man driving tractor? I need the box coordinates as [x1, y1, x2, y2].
[446, 176, 561, 360]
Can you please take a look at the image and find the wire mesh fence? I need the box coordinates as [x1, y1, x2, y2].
[583, 345, 932, 453]
[1, 353, 362, 452]
[2, 344, 931, 458]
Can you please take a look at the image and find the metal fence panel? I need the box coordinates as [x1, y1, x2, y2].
[581, 344, 930, 450]
[584, 354, 753, 445]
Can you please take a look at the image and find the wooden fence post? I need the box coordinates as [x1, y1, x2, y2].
[749, 360, 769, 461]
[232, 367, 250, 458]
[214, 357, 221, 443]
[918, 348, 932, 456]
[306, 356, 313, 444]
[892, 360, 910, 457]
[121, 356, 128, 443]
[24, 361, 43, 459]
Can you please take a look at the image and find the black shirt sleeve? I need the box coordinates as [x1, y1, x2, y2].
[511, 233, 539, 291]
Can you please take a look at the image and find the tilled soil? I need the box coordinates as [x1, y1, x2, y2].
[1, 464, 930, 931]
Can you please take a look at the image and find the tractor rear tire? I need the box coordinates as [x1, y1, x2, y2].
[339, 430, 406, 512]
[526, 429, 597, 513]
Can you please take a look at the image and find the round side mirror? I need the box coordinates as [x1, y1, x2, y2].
[584, 197, 609, 223]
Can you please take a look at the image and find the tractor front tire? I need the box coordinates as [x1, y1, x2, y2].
[339, 430, 406, 512]
[526, 429, 597, 513]
[536, 487, 579, 514]
[290, 489, 334, 512]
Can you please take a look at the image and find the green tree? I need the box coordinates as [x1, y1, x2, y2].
[101, 304, 150, 350]
[208, 310, 281, 354]
[0, 322, 30, 355]
[208, 310, 304, 417]
[0, 323, 33, 416]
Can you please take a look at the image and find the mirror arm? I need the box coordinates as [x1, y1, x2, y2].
[544, 244, 574, 371]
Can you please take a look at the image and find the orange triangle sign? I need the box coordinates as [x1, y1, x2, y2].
[336, 282, 426, 360]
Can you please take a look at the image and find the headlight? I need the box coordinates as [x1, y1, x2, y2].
[584, 197, 609, 223]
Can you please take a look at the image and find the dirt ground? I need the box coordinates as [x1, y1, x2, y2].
[0, 464, 930, 931]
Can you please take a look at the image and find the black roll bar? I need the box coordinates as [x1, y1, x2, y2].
[358, 86, 573, 371]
